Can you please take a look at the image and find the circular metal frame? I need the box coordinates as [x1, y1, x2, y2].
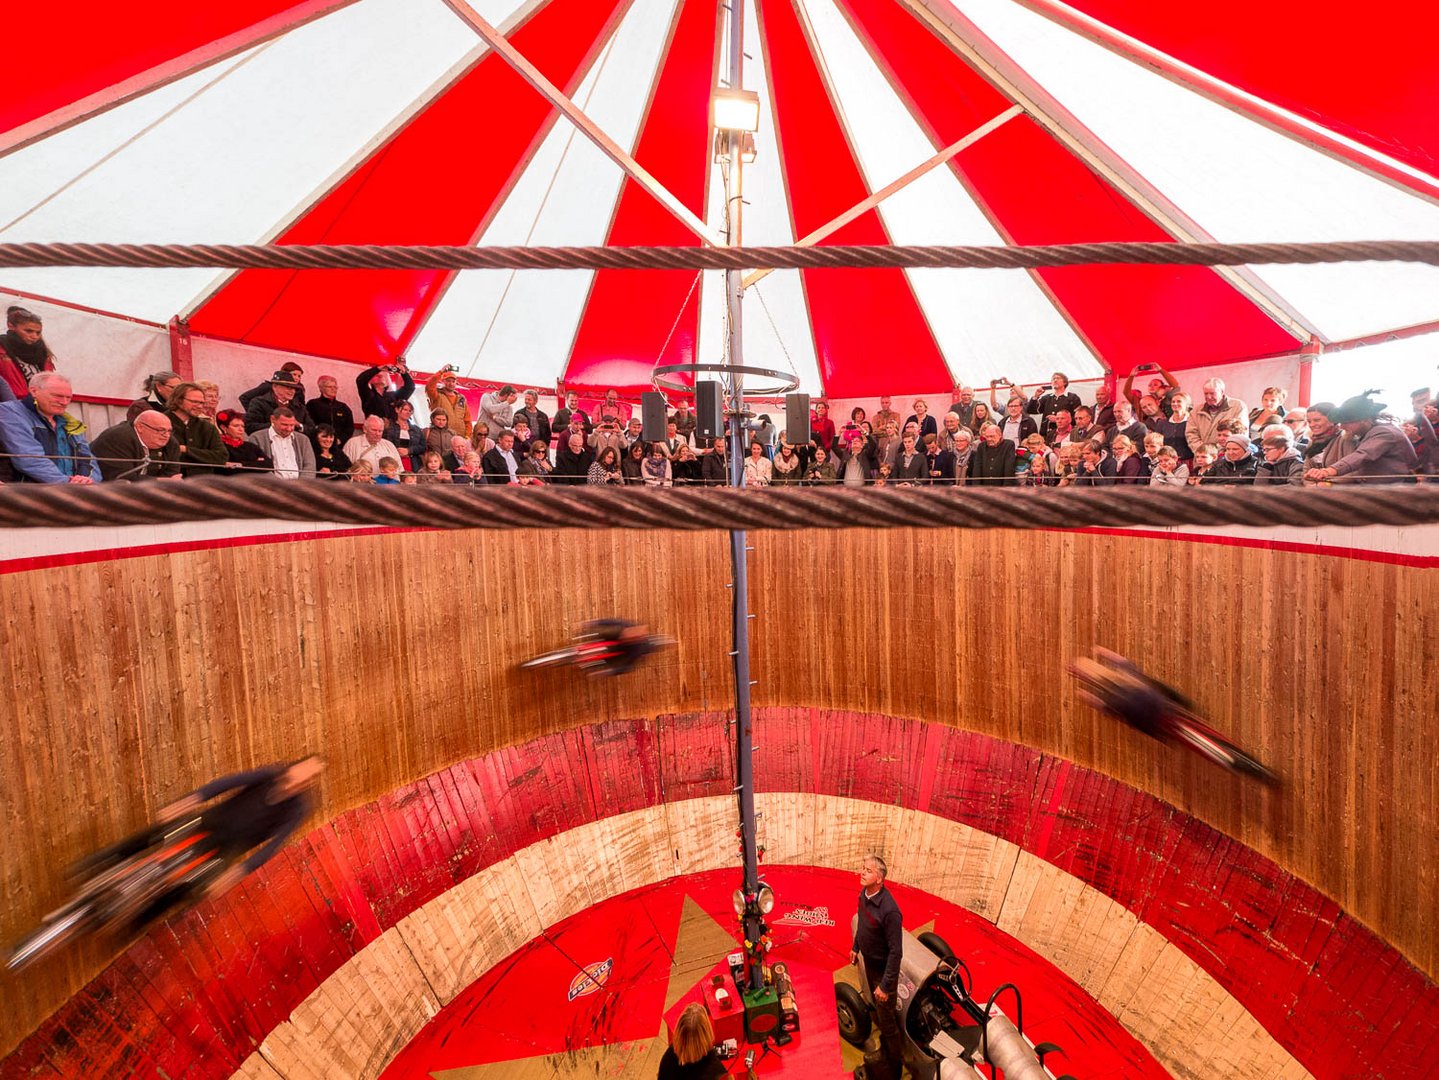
[651, 362, 800, 397]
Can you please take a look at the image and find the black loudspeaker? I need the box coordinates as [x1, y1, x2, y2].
[696, 381, 724, 439]
[785, 393, 811, 445]
[641, 392, 668, 442]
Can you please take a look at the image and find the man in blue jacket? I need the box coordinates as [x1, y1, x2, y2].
[0, 372, 100, 483]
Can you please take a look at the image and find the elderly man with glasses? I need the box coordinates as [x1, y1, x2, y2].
[0, 371, 101, 483]
[91, 409, 182, 481]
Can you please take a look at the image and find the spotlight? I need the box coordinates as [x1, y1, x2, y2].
[713, 88, 761, 133]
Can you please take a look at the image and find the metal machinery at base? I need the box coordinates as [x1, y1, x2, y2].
[839, 922, 1074, 1080]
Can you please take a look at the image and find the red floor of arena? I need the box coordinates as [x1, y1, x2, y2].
[381, 866, 1170, 1078]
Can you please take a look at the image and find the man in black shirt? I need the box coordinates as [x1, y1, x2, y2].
[356, 359, 415, 424]
[79, 758, 323, 930]
[307, 376, 356, 442]
[852, 853, 903, 1079]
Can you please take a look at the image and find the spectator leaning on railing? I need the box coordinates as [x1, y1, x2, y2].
[0, 372, 99, 483]
[166, 381, 228, 476]
[8, 372, 1439, 488]
[343, 415, 400, 474]
[247, 408, 315, 480]
[91, 411, 182, 482]
[1305, 392, 1417, 484]
[215, 409, 269, 475]
[1253, 425, 1305, 485]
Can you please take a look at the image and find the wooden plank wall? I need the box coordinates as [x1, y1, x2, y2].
[747, 528, 1439, 986]
[0, 526, 1434, 1057]
[0, 529, 732, 1056]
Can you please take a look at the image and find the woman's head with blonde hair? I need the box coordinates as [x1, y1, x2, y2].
[671, 1003, 715, 1066]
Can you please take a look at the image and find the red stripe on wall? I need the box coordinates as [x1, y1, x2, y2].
[0, 526, 431, 577]
[2, 523, 1431, 580]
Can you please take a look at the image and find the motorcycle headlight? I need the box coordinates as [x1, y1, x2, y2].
[757, 884, 776, 914]
[732, 888, 746, 917]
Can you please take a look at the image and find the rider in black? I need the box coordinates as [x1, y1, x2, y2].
[1071, 648, 1191, 738]
[78, 757, 323, 927]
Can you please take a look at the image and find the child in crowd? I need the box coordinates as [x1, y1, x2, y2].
[374, 457, 401, 484]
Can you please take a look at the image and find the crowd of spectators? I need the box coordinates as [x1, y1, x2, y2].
[0, 306, 1433, 490]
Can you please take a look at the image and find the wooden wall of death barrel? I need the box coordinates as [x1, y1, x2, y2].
[0, 524, 1434, 1058]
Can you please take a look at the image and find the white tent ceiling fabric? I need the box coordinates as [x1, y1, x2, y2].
[0, 0, 1433, 397]
[406, 0, 679, 385]
[0, 0, 494, 323]
[954, 0, 1439, 344]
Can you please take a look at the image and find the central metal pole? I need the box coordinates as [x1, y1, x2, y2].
[721, 0, 763, 993]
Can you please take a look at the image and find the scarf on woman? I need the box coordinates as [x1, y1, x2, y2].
[0, 331, 49, 378]
[221, 432, 244, 449]
[643, 455, 669, 481]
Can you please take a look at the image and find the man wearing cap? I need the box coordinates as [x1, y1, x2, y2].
[1305, 393, 1416, 484]
[239, 362, 304, 409]
[426, 366, 473, 437]
[1186, 378, 1247, 456]
[552, 391, 591, 440]
[244, 371, 314, 434]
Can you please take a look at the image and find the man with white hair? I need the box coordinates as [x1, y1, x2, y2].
[1186, 378, 1247, 456]
[948, 384, 977, 431]
[91, 410, 182, 481]
[0, 372, 99, 483]
[342, 414, 400, 474]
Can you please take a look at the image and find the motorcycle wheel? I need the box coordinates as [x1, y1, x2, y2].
[835, 982, 872, 1047]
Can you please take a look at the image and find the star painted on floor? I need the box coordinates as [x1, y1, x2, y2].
[665, 894, 743, 1012]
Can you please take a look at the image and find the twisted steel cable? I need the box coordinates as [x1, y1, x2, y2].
[1, 478, 1438, 532]
[0, 240, 1436, 272]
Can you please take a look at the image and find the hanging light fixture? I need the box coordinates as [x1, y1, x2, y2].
[712, 88, 761, 133]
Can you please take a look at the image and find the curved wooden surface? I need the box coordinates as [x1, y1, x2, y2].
[0, 524, 1436, 1067]
[6, 715, 1433, 1078]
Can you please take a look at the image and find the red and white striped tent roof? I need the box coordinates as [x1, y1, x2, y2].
[3, 0, 1437, 399]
